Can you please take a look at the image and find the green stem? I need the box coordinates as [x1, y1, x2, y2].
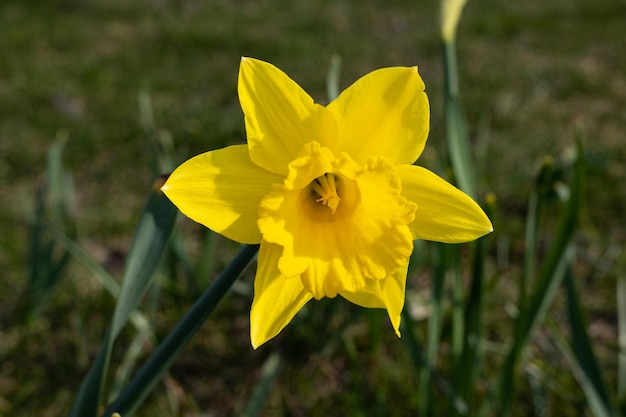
[102, 244, 260, 417]
[442, 39, 477, 200]
[443, 40, 460, 98]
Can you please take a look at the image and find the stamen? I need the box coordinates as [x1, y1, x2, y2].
[312, 174, 341, 214]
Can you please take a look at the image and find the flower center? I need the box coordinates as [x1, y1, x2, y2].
[311, 173, 341, 214]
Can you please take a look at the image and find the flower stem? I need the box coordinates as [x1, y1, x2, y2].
[102, 243, 260, 417]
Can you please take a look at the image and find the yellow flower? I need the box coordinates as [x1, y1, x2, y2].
[441, 0, 468, 42]
[161, 57, 492, 348]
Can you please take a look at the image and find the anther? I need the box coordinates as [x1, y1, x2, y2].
[312, 174, 341, 214]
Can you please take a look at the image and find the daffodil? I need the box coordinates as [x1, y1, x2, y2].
[161, 57, 492, 348]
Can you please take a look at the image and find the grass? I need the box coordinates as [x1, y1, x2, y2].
[1, 0, 625, 415]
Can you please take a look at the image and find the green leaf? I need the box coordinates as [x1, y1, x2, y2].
[402, 308, 468, 416]
[443, 40, 476, 199]
[102, 244, 259, 417]
[453, 200, 492, 411]
[521, 158, 554, 305]
[560, 265, 618, 417]
[45, 225, 120, 299]
[69, 330, 113, 417]
[69, 185, 177, 417]
[326, 54, 342, 102]
[618, 273, 626, 410]
[491, 142, 585, 417]
[420, 243, 447, 416]
[111, 188, 177, 338]
[239, 353, 282, 417]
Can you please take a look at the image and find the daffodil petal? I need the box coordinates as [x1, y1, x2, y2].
[161, 145, 282, 244]
[381, 264, 408, 336]
[238, 57, 337, 175]
[395, 165, 493, 243]
[340, 284, 385, 309]
[328, 66, 429, 165]
[340, 263, 408, 337]
[250, 242, 313, 349]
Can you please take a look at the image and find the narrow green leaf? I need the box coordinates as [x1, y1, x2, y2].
[562, 265, 618, 417]
[46, 131, 68, 224]
[451, 247, 464, 367]
[402, 310, 468, 415]
[521, 158, 553, 305]
[239, 353, 282, 417]
[69, 185, 177, 417]
[45, 224, 120, 298]
[493, 143, 584, 417]
[420, 243, 447, 416]
[102, 244, 259, 417]
[111, 186, 177, 338]
[454, 197, 492, 409]
[618, 272, 626, 408]
[69, 330, 112, 417]
[26, 133, 75, 316]
[169, 230, 197, 293]
[194, 230, 215, 291]
[519, 145, 583, 351]
[110, 328, 154, 401]
[443, 40, 476, 199]
[326, 54, 342, 102]
[525, 363, 548, 417]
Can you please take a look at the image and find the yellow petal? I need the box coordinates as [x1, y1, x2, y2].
[238, 57, 337, 175]
[441, 0, 468, 42]
[161, 145, 282, 244]
[327, 66, 429, 166]
[340, 283, 385, 309]
[250, 242, 313, 349]
[340, 263, 408, 337]
[380, 264, 408, 336]
[395, 165, 493, 243]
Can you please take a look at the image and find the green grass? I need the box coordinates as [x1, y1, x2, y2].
[1, 0, 625, 415]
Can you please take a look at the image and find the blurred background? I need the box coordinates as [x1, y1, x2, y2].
[1, 0, 625, 415]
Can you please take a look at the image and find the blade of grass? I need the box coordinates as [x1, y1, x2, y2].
[110, 184, 177, 338]
[478, 159, 553, 415]
[517, 149, 583, 366]
[326, 54, 342, 102]
[46, 130, 71, 224]
[521, 158, 554, 305]
[46, 222, 154, 338]
[450, 246, 464, 368]
[443, 39, 476, 200]
[169, 230, 197, 293]
[453, 194, 494, 410]
[26, 133, 74, 316]
[69, 183, 177, 417]
[109, 326, 154, 401]
[560, 264, 618, 416]
[551, 328, 614, 417]
[102, 243, 259, 417]
[618, 270, 626, 410]
[402, 310, 468, 415]
[239, 352, 282, 417]
[490, 143, 584, 417]
[525, 363, 548, 417]
[45, 224, 120, 298]
[197, 230, 216, 290]
[419, 242, 447, 416]
[69, 329, 113, 417]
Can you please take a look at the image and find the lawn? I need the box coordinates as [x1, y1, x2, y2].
[1, 0, 625, 415]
